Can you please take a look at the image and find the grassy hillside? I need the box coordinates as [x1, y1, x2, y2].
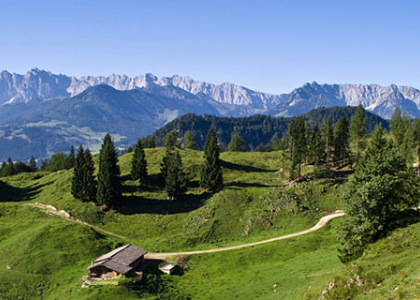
[0, 149, 349, 299]
[318, 210, 420, 300]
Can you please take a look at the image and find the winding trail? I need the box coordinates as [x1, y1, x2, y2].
[25, 202, 128, 240]
[145, 211, 345, 259]
[27, 202, 344, 259]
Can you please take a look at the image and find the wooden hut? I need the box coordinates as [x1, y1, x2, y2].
[87, 244, 147, 279]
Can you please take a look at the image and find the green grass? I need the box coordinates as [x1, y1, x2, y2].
[176, 219, 344, 300]
[320, 211, 420, 300]
[0, 149, 349, 299]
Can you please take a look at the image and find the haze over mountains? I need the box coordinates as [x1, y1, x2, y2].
[0, 69, 419, 162]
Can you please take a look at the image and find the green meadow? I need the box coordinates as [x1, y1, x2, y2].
[1, 148, 417, 299]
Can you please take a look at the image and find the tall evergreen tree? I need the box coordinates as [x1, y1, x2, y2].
[349, 104, 367, 156]
[412, 118, 420, 175]
[147, 136, 156, 148]
[67, 145, 75, 169]
[96, 134, 121, 206]
[184, 131, 199, 150]
[321, 117, 333, 166]
[29, 156, 37, 171]
[82, 148, 96, 202]
[200, 127, 223, 190]
[130, 138, 148, 183]
[165, 131, 179, 149]
[390, 107, 406, 147]
[308, 124, 324, 166]
[163, 149, 186, 200]
[71, 145, 85, 200]
[286, 120, 295, 159]
[333, 115, 350, 167]
[290, 116, 306, 179]
[227, 135, 246, 152]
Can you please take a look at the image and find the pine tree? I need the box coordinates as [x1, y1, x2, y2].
[29, 156, 37, 171]
[184, 131, 199, 150]
[333, 115, 350, 167]
[200, 127, 223, 190]
[286, 120, 295, 159]
[321, 117, 333, 166]
[131, 138, 148, 183]
[308, 124, 324, 166]
[96, 134, 121, 206]
[290, 116, 306, 179]
[147, 137, 156, 148]
[67, 145, 75, 169]
[82, 148, 96, 202]
[163, 149, 186, 200]
[349, 104, 367, 156]
[412, 118, 420, 175]
[390, 107, 407, 147]
[164, 131, 179, 149]
[71, 145, 85, 200]
[227, 135, 246, 152]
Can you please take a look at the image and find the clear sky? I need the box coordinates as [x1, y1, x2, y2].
[0, 0, 419, 94]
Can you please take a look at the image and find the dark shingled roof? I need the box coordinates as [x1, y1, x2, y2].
[87, 244, 147, 274]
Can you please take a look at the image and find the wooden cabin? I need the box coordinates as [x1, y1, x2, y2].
[87, 244, 147, 279]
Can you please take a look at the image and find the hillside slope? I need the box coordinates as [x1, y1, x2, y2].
[0, 149, 346, 299]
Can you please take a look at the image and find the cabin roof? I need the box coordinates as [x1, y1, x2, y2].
[87, 244, 147, 274]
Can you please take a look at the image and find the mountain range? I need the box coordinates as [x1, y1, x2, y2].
[0, 69, 418, 162]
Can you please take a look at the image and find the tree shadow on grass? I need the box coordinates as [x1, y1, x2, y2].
[221, 160, 275, 173]
[0, 180, 53, 202]
[115, 190, 216, 215]
[225, 180, 284, 190]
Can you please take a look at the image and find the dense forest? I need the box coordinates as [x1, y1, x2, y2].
[152, 106, 387, 151]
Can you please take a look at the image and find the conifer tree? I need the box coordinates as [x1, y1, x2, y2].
[29, 156, 37, 171]
[349, 104, 367, 156]
[71, 145, 85, 200]
[390, 107, 408, 147]
[130, 138, 148, 183]
[227, 134, 246, 152]
[290, 116, 306, 179]
[165, 131, 179, 149]
[82, 148, 96, 202]
[67, 145, 75, 169]
[200, 127, 223, 190]
[286, 120, 295, 159]
[321, 117, 333, 166]
[163, 149, 186, 200]
[147, 136, 156, 148]
[184, 131, 199, 150]
[96, 134, 121, 206]
[308, 124, 324, 166]
[333, 115, 350, 167]
[412, 118, 420, 175]
[160, 132, 186, 199]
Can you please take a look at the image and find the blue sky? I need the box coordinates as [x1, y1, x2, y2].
[0, 0, 419, 93]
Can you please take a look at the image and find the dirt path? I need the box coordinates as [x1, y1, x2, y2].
[145, 211, 345, 259]
[25, 202, 128, 240]
[27, 202, 344, 259]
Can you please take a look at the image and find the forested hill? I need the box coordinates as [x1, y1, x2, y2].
[152, 106, 388, 151]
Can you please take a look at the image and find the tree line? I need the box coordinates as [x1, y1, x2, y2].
[285, 104, 367, 179]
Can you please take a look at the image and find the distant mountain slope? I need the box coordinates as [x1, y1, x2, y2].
[0, 85, 225, 161]
[0, 69, 285, 109]
[269, 82, 420, 119]
[2, 69, 420, 119]
[152, 106, 388, 151]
